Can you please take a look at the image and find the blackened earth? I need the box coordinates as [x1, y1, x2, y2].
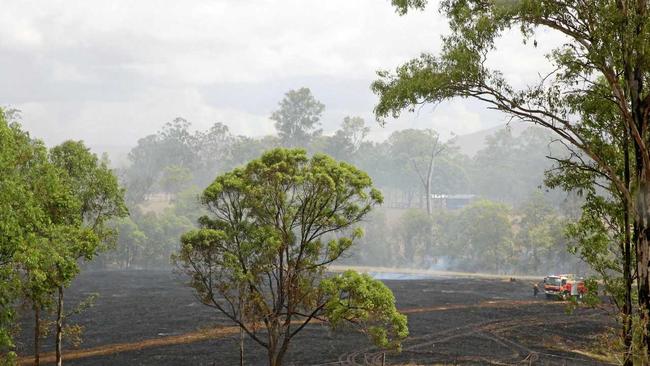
[16, 271, 615, 365]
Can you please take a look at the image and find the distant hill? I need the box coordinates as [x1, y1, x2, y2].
[450, 121, 531, 157]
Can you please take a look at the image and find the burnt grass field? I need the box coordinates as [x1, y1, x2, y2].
[15, 270, 615, 365]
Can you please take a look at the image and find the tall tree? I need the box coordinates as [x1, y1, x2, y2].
[515, 192, 562, 274]
[454, 200, 513, 273]
[0, 110, 58, 364]
[396, 209, 434, 265]
[160, 165, 193, 197]
[322, 116, 371, 161]
[193, 122, 233, 185]
[388, 129, 445, 214]
[48, 141, 127, 365]
[174, 148, 407, 366]
[271, 88, 325, 148]
[0, 116, 86, 366]
[373, 0, 650, 358]
[125, 118, 198, 203]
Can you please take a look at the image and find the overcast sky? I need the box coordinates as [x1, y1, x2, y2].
[1, 0, 564, 158]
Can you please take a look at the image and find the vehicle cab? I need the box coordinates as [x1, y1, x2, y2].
[543, 274, 586, 299]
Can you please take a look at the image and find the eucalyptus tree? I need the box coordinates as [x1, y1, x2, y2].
[125, 118, 198, 203]
[271, 88, 325, 148]
[396, 209, 434, 266]
[113, 217, 146, 269]
[373, 0, 650, 357]
[193, 122, 233, 185]
[388, 129, 445, 214]
[322, 116, 371, 162]
[226, 135, 279, 170]
[175, 148, 408, 366]
[542, 82, 637, 359]
[515, 192, 563, 275]
[0, 110, 53, 363]
[48, 141, 127, 365]
[160, 165, 193, 197]
[455, 200, 513, 273]
[0, 112, 87, 366]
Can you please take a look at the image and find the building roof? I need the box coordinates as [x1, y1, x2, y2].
[431, 194, 477, 199]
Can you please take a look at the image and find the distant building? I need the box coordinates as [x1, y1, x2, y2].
[431, 194, 477, 210]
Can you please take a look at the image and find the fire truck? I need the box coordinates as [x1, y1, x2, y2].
[543, 274, 587, 300]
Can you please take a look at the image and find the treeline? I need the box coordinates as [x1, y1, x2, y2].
[350, 194, 583, 275]
[120, 89, 567, 209]
[105, 87, 579, 272]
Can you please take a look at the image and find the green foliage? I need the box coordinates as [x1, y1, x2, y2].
[271, 88, 325, 148]
[43, 140, 127, 290]
[226, 135, 279, 171]
[107, 208, 193, 270]
[139, 210, 193, 268]
[0, 111, 127, 362]
[321, 271, 408, 350]
[453, 200, 513, 273]
[160, 165, 193, 195]
[175, 148, 403, 364]
[471, 128, 563, 204]
[514, 192, 569, 274]
[396, 209, 434, 266]
[374, 0, 650, 358]
[172, 185, 208, 224]
[0, 109, 77, 360]
[111, 217, 147, 269]
[124, 119, 234, 202]
[387, 129, 439, 197]
[348, 210, 395, 267]
[319, 116, 370, 161]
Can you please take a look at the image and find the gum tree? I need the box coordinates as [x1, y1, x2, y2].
[48, 141, 127, 365]
[0, 110, 53, 364]
[271, 88, 325, 148]
[388, 129, 445, 215]
[0, 111, 83, 365]
[373, 0, 650, 359]
[175, 148, 408, 366]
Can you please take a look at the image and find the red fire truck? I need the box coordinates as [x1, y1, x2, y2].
[543, 274, 587, 300]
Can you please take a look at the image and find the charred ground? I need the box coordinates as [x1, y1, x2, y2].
[16, 271, 614, 365]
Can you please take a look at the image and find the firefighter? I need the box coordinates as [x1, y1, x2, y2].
[533, 283, 539, 297]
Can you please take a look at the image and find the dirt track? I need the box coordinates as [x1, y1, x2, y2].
[15, 271, 615, 365]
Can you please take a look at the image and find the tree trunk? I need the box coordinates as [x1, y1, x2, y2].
[238, 291, 244, 366]
[268, 343, 288, 366]
[266, 323, 288, 366]
[635, 159, 650, 353]
[637, 207, 650, 348]
[532, 245, 538, 275]
[626, 11, 650, 352]
[239, 328, 244, 366]
[56, 286, 64, 366]
[33, 305, 40, 366]
[425, 157, 434, 216]
[623, 126, 633, 366]
[632, 93, 650, 353]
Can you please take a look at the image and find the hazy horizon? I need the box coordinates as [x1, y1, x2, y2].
[2, 0, 564, 155]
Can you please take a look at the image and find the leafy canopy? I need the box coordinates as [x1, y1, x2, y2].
[176, 148, 406, 365]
